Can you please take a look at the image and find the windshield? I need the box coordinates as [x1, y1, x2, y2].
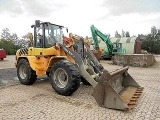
[35, 23, 63, 48]
[45, 24, 63, 47]
[113, 43, 122, 49]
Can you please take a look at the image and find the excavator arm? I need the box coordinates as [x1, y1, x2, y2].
[90, 25, 113, 55]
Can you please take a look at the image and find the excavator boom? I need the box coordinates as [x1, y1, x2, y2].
[90, 25, 113, 55]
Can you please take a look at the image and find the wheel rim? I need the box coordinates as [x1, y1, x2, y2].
[53, 68, 68, 88]
[19, 64, 27, 79]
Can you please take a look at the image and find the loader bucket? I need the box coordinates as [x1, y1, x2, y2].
[92, 66, 143, 110]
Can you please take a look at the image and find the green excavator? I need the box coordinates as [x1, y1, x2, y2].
[90, 25, 126, 59]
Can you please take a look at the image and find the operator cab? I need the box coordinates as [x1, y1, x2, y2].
[31, 20, 67, 48]
[112, 43, 122, 52]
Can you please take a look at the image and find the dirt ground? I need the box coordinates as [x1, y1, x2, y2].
[0, 55, 160, 120]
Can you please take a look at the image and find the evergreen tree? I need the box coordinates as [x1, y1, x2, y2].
[126, 31, 130, 37]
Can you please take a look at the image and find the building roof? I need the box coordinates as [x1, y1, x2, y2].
[110, 37, 137, 43]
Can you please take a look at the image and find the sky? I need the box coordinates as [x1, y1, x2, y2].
[0, 0, 160, 38]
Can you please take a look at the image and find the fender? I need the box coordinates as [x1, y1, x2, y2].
[16, 55, 68, 76]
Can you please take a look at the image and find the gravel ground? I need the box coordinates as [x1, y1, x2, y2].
[0, 55, 15, 69]
[0, 55, 160, 120]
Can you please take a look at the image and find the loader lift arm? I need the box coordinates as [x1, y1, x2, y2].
[60, 38, 143, 110]
[62, 33, 101, 61]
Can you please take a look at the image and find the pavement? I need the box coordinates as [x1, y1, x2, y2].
[0, 55, 160, 120]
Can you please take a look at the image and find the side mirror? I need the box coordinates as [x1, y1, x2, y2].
[31, 25, 34, 28]
[35, 20, 40, 27]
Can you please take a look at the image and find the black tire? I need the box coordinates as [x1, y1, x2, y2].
[46, 71, 50, 78]
[1, 58, 4, 60]
[49, 60, 81, 96]
[81, 76, 91, 85]
[17, 59, 37, 85]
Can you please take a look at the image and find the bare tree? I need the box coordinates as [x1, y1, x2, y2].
[115, 31, 121, 38]
[121, 29, 125, 37]
[0, 28, 12, 41]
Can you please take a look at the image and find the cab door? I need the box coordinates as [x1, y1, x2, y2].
[33, 24, 43, 56]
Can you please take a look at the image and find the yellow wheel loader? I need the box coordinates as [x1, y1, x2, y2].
[15, 20, 143, 110]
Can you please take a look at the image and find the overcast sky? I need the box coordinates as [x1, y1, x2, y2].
[0, 0, 160, 38]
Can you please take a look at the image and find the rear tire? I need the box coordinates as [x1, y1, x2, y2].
[17, 59, 37, 85]
[1, 58, 4, 60]
[49, 60, 81, 96]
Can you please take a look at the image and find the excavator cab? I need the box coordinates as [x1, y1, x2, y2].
[112, 43, 126, 54]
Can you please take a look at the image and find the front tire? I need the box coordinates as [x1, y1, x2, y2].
[49, 60, 81, 96]
[17, 59, 37, 85]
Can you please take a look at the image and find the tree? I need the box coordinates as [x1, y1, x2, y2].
[132, 35, 137, 37]
[0, 28, 12, 41]
[20, 33, 30, 48]
[12, 33, 19, 41]
[121, 29, 125, 37]
[0, 39, 16, 54]
[115, 31, 121, 38]
[157, 29, 160, 38]
[0, 28, 23, 55]
[126, 31, 130, 37]
[115, 31, 118, 38]
[11, 33, 19, 46]
[151, 26, 157, 36]
[141, 26, 160, 54]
